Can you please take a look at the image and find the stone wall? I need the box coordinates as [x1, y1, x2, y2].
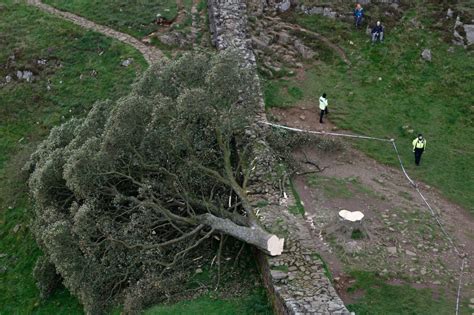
[207, 0, 350, 314]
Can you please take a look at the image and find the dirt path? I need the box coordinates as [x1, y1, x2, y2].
[190, 0, 201, 48]
[271, 106, 474, 307]
[26, 0, 165, 65]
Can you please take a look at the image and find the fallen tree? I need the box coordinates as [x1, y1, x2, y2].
[26, 51, 283, 314]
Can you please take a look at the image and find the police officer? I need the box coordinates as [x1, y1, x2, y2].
[319, 93, 328, 124]
[412, 134, 427, 166]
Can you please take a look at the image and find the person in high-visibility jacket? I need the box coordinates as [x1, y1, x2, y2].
[412, 134, 427, 166]
[319, 93, 328, 124]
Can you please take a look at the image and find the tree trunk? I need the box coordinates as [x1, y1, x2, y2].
[197, 213, 284, 256]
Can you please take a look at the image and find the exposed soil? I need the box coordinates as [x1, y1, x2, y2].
[270, 105, 474, 305]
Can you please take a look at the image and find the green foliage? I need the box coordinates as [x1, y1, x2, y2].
[0, 2, 144, 314]
[197, 0, 207, 12]
[43, 0, 178, 37]
[347, 271, 453, 314]
[27, 51, 261, 314]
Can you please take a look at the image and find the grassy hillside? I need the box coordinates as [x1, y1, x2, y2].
[0, 2, 145, 313]
[0, 3, 271, 314]
[42, 0, 181, 38]
[269, 5, 474, 212]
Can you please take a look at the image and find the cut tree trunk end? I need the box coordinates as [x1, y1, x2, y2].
[324, 209, 367, 240]
[198, 213, 284, 256]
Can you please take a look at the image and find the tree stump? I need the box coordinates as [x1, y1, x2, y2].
[324, 209, 367, 240]
[338, 210, 365, 239]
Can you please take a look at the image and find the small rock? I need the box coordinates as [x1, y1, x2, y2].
[293, 39, 316, 59]
[387, 247, 397, 255]
[432, 280, 441, 285]
[421, 49, 432, 62]
[421, 268, 427, 275]
[447, 47, 455, 53]
[446, 8, 454, 19]
[464, 25, 474, 45]
[37, 59, 47, 65]
[406, 250, 416, 256]
[277, 31, 290, 45]
[121, 58, 133, 67]
[277, 0, 291, 12]
[12, 224, 21, 233]
[5, 75, 11, 83]
[271, 270, 288, 280]
[470, 298, 474, 304]
[195, 268, 203, 274]
[299, 115, 306, 121]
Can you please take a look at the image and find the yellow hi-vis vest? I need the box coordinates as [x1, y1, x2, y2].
[412, 138, 426, 150]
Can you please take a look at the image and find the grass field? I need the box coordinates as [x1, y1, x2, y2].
[0, 2, 144, 313]
[346, 271, 452, 315]
[43, 0, 179, 38]
[145, 290, 271, 315]
[268, 7, 474, 212]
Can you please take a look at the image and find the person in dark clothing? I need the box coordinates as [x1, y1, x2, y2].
[412, 134, 427, 166]
[371, 21, 384, 43]
[354, 3, 364, 28]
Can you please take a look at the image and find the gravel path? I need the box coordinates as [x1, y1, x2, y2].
[27, 0, 166, 65]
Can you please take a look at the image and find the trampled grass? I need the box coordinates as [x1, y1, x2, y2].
[0, 2, 145, 313]
[271, 9, 474, 212]
[43, 0, 179, 38]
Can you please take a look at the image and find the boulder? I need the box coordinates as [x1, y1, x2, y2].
[276, 0, 291, 12]
[463, 24, 474, 45]
[421, 49, 432, 61]
[293, 39, 316, 59]
[277, 31, 291, 45]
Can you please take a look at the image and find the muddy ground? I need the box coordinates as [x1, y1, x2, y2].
[270, 106, 474, 306]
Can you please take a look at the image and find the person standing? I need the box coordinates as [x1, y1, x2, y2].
[371, 21, 384, 43]
[354, 3, 364, 28]
[319, 93, 328, 124]
[412, 134, 427, 166]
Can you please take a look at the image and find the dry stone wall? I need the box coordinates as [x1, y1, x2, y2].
[207, 0, 350, 313]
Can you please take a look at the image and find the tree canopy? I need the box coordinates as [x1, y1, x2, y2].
[26, 51, 281, 313]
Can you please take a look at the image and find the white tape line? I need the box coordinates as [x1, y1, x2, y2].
[261, 121, 392, 142]
[262, 120, 467, 313]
